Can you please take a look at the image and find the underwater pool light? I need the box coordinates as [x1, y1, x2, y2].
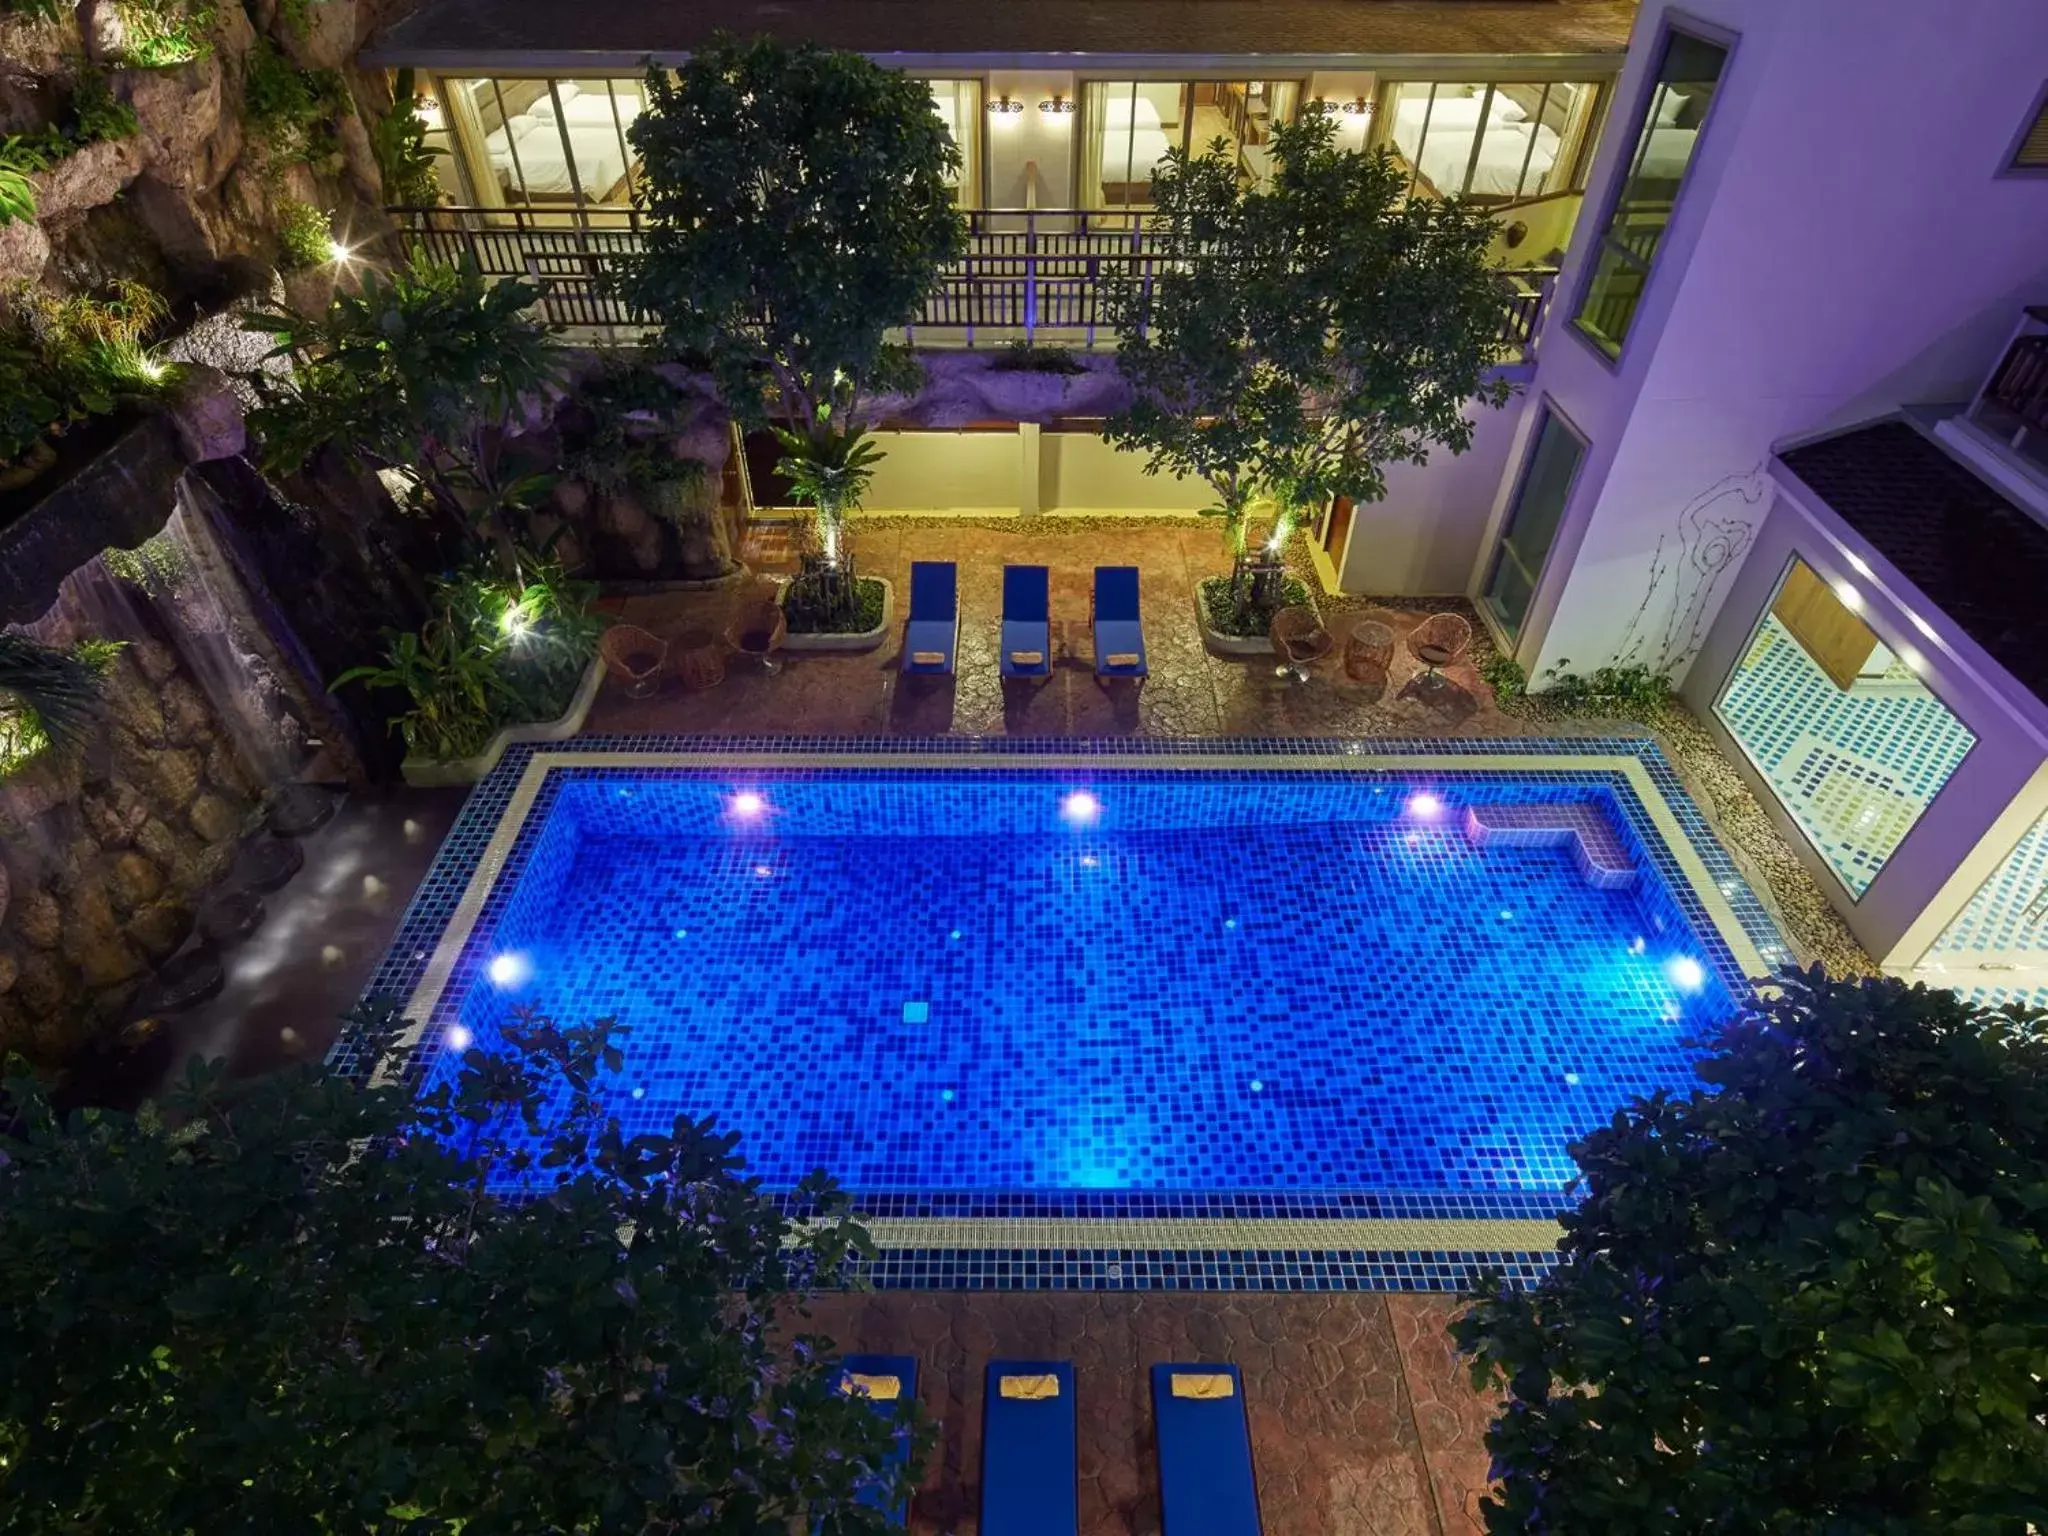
[1061, 790, 1100, 824]
[1406, 791, 1443, 818]
[730, 790, 766, 818]
[1666, 956, 1706, 993]
[447, 1025, 474, 1050]
[486, 952, 530, 988]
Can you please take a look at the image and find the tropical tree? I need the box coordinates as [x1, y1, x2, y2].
[619, 35, 965, 613]
[1107, 110, 1512, 620]
[1454, 969, 2048, 1533]
[243, 250, 565, 564]
[0, 1005, 929, 1533]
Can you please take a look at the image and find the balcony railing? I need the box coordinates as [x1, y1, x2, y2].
[387, 205, 1557, 357]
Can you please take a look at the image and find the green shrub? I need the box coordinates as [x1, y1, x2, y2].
[1478, 653, 1527, 704]
[0, 347, 63, 468]
[1199, 571, 1310, 639]
[112, 0, 216, 67]
[369, 66, 442, 206]
[333, 553, 603, 762]
[274, 198, 331, 271]
[242, 38, 347, 164]
[1455, 970, 2048, 1532]
[6, 277, 172, 415]
[1537, 656, 1672, 714]
[784, 573, 885, 636]
[69, 68, 140, 144]
[991, 340, 1084, 374]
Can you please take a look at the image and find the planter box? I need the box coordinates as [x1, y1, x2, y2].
[1193, 577, 1319, 657]
[400, 655, 604, 788]
[778, 576, 894, 653]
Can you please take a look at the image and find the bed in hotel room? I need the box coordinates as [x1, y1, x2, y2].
[483, 81, 641, 201]
[1393, 91, 1563, 199]
[1097, 93, 1180, 205]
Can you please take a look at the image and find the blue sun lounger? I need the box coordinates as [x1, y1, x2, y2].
[901, 562, 959, 675]
[1151, 1363, 1261, 1536]
[834, 1354, 920, 1526]
[1092, 566, 1148, 678]
[980, 1360, 1078, 1536]
[1000, 564, 1053, 678]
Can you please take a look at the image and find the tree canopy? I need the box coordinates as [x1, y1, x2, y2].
[1454, 970, 2048, 1533]
[618, 35, 967, 434]
[1108, 111, 1512, 552]
[0, 1008, 926, 1533]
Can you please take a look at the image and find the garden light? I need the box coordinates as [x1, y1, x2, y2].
[328, 239, 354, 264]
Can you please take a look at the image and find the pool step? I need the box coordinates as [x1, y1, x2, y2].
[1463, 802, 1636, 890]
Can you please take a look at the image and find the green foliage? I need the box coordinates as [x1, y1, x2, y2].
[370, 66, 443, 206]
[1, 278, 170, 470]
[1455, 970, 2048, 1532]
[1, 0, 67, 23]
[620, 35, 965, 432]
[1108, 111, 1513, 528]
[0, 633, 111, 774]
[69, 66, 139, 143]
[773, 424, 883, 521]
[0, 1006, 928, 1531]
[242, 37, 347, 166]
[271, 0, 323, 36]
[244, 250, 563, 551]
[1478, 653, 1527, 704]
[1535, 656, 1672, 714]
[333, 552, 602, 761]
[1199, 572, 1311, 639]
[273, 197, 331, 271]
[784, 573, 886, 636]
[111, 0, 215, 67]
[101, 528, 192, 596]
[992, 340, 1084, 375]
[562, 358, 709, 493]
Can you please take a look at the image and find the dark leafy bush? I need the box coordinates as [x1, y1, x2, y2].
[0, 1006, 928, 1531]
[1455, 970, 2048, 1533]
[992, 340, 1084, 374]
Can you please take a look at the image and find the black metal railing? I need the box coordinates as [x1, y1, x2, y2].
[388, 206, 1557, 355]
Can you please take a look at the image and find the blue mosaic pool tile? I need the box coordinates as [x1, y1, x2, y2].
[335, 734, 1790, 1291]
[849, 1247, 1559, 1292]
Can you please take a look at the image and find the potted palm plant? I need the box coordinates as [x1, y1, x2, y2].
[774, 426, 894, 651]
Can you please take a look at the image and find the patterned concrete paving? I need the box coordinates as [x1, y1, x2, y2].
[800, 1291, 1496, 1536]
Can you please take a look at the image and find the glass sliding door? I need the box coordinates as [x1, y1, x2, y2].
[1081, 79, 1301, 209]
[924, 79, 982, 206]
[438, 75, 647, 220]
[1573, 29, 1730, 355]
[1482, 405, 1586, 640]
[1379, 80, 1603, 202]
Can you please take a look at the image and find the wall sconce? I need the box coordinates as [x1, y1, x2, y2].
[987, 94, 1024, 116]
[1038, 94, 1076, 116]
[414, 92, 444, 129]
[1342, 96, 1371, 117]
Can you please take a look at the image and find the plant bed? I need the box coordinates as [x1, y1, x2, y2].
[778, 576, 893, 653]
[401, 654, 605, 788]
[1194, 573, 1316, 656]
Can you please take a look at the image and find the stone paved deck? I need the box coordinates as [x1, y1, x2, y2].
[801, 1291, 1496, 1536]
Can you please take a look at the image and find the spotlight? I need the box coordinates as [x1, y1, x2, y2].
[328, 239, 354, 264]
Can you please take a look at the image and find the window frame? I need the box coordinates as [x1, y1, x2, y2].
[1709, 550, 1982, 905]
[1480, 397, 1590, 645]
[1374, 77, 1609, 204]
[1999, 80, 2048, 176]
[1567, 9, 1739, 367]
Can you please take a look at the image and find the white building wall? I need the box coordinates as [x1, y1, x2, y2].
[1499, 0, 2048, 683]
[1340, 386, 1531, 595]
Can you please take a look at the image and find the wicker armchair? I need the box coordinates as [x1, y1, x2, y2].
[599, 624, 668, 698]
[1269, 604, 1333, 682]
[1406, 612, 1473, 679]
[726, 598, 788, 674]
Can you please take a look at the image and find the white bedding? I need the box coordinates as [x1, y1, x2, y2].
[486, 117, 629, 197]
[1634, 125, 1699, 181]
[1101, 126, 1176, 183]
[1406, 117, 1562, 197]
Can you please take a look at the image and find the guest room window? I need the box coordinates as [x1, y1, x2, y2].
[2007, 84, 2048, 171]
[924, 79, 983, 206]
[1378, 80, 1602, 203]
[1572, 29, 1730, 356]
[1080, 79, 1300, 210]
[1482, 404, 1587, 641]
[443, 76, 646, 217]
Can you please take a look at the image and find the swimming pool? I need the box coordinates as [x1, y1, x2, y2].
[356, 740, 1781, 1276]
